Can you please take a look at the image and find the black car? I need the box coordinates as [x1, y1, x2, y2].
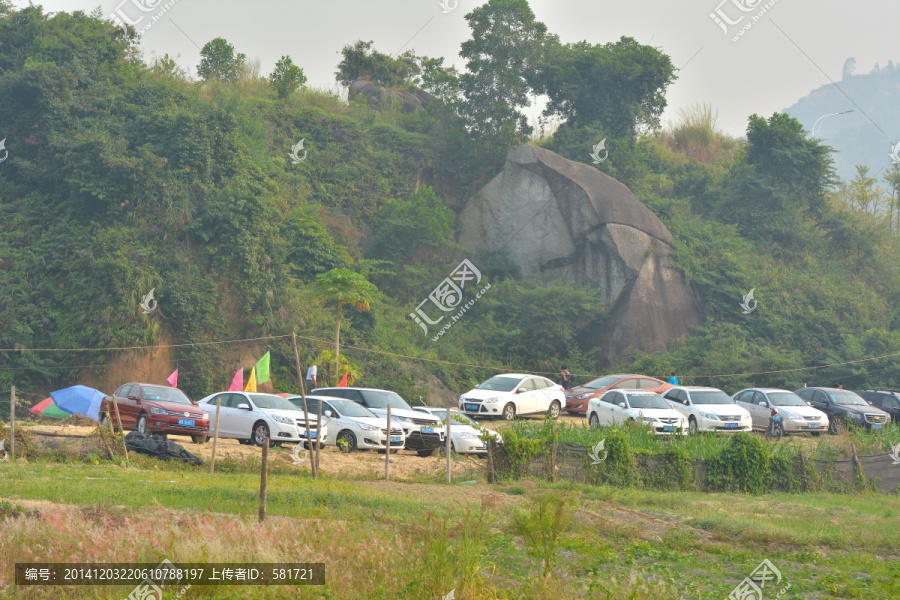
[795, 387, 891, 434]
[857, 390, 900, 424]
[313, 387, 444, 456]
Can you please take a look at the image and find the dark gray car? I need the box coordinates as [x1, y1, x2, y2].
[857, 390, 900, 425]
[795, 387, 891, 434]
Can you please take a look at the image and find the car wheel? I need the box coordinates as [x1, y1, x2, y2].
[439, 442, 457, 455]
[502, 403, 516, 421]
[828, 418, 841, 435]
[589, 413, 600, 429]
[337, 430, 357, 453]
[252, 422, 270, 447]
[766, 423, 783, 441]
[548, 401, 561, 419]
[191, 435, 207, 444]
[688, 417, 698, 435]
[417, 447, 437, 457]
[136, 414, 148, 435]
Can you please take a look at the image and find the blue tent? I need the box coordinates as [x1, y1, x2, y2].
[50, 385, 106, 421]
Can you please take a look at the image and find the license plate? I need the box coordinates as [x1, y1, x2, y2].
[307, 431, 317, 439]
[873, 423, 883, 430]
[390, 436, 401, 442]
[178, 419, 194, 426]
[482, 443, 488, 449]
[808, 423, 821, 429]
[422, 426, 434, 433]
[725, 423, 738, 428]
[465, 404, 478, 411]
[663, 425, 674, 432]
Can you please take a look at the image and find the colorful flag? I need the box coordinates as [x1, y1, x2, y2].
[338, 370, 349, 387]
[167, 369, 178, 387]
[256, 351, 270, 384]
[229, 368, 243, 392]
[245, 367, 257, 392]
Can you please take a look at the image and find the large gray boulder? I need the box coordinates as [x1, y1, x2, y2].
[458, 144, 699, 362]
[348, 79, 435, 113]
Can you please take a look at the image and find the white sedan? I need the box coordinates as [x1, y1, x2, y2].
[300, 395, 405, 453]
[662, 386, 752, 434]
[413, 407, 502, 454]
[587, 390, 687, 435]
[459, 374, 566, 420]
[198, 391, 310, 446]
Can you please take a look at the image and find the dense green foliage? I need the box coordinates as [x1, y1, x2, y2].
[4, 3, 900, 407]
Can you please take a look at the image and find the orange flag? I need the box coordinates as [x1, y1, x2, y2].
[338, 370, 349, 387]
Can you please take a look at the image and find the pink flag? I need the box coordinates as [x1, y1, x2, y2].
[167, 369, 178, 387]
[228, 368, 243, 392]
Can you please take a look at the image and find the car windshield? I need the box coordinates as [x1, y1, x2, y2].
[627, 394, 669, 409]
[249, 394, 301, 411]
[768, 392, 807, 407]
[362, 390, 413, 411]
[429, 409, 476, 425]
[829, 391, 868, 406]
[583, 375, 626, 390]
[476, 376, 521, 392]
[690, 391, 734, 405]
[142, 386, 191, 405]
[329, 399, 376, 418]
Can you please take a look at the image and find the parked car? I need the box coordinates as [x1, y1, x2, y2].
[587, 390, 687, 435]
[198, 391, 309, 446]
[313, 387, 443, 456]
[565, 374, 672, 415]
[459, 374, 566, 421]
[413, 407, 502, 454]
[101, 383, 209, 443]
[662, 386, 752, 434]
[276, 395, 331, 448]
[297, 395, 405, 453]
[733, 388, 828, 435]
[796, 387, 891, 434]
[857, 390, 900, 424]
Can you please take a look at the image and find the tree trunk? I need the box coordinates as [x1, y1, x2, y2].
[334, 303, 342, 386]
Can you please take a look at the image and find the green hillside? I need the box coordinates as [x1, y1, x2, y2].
[3, 2, 900, 401]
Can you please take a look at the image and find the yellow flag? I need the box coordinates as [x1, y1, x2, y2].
[245, 367, 257, 392]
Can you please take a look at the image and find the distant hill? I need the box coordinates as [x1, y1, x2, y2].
[783, 60, 900, 183]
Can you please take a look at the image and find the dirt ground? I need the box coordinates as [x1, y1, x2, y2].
[24, 423, 489, 480]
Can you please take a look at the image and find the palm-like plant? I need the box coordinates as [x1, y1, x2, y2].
[311, 269, 377, 385]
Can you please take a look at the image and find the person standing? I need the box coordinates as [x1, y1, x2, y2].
[668, 373, 680, 385]
[306, 364, 317, 391]
[561, 366, 572, 391]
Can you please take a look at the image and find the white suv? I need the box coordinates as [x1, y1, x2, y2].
[663, 386, 752, 434]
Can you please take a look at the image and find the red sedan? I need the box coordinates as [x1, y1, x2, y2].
[565, 374, 673, 415]
[101, 382, 210, 444]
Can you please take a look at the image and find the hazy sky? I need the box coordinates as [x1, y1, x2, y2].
[13, 0, 900, 139]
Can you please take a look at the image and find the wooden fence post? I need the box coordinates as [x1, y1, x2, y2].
[487, 438, 496, 484]
[110, 396, 129, 466]
[259, 438, 269, 522]
[385, 405, 391, 481]
[446, 409, 452, 484]
[292, 332, 317, 478]
[209, 397, 222, 475]
[9, 387, 15, 463]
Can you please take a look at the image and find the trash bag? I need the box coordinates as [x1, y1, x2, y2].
[124, 431, 203, 465]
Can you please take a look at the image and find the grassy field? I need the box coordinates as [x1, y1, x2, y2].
[2, 454, 899, 599]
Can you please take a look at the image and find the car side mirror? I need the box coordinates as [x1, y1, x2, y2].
[807, 401, 812, 406]
[515, 388, 525, 394]
[238, 403, 251, 410]
[324, 410, 332, 418]
[758, 402, 766, 406]
[618, 402, 626, 408]
[127, 394, 139, 401]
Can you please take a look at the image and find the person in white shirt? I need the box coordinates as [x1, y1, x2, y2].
[306, 364, 317, 391]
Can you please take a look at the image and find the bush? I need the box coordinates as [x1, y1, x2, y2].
[705, 433, 770, 494]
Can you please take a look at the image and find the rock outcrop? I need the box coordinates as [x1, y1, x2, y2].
[348, 79, 435, 113]
[458, 144, 699, 363]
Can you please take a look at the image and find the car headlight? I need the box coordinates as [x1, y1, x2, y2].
[460, 432, 479, 439]
[698, 412, 719, 421]
[392, 415, 411, 422]
[201, 412, 209, 420]
[642, 417, 656, 423]
[851, 413, 864, 422]
[357, 421, 380, 431]
[575, 393, 593, 400]
[271, 415, 294, 425]
[483, 397, 501, 404]
[150, 407, 166, 415]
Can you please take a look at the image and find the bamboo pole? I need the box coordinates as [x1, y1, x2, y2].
[209, 397, 222, 475]
[292, 332, 317, 477]
[315, 396, 323, 474]
[446, 409, 452, 484]
[259, 438, 269, 522]
[110, 396, 129, 466]
[385, 405, 391, 481]
[9, 387, 14, 463]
